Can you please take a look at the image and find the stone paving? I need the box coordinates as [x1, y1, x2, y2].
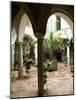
[11, 63, 74, 98]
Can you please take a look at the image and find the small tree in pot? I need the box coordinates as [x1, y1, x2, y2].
[23, 57, 35, 73]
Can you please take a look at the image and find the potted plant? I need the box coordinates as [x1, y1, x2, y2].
[23, 58, 35, 73]
[43, 60, 49, 89]
[43, 59, 57, 72]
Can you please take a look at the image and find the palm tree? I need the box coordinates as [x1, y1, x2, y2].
[43, 32, 63, 60]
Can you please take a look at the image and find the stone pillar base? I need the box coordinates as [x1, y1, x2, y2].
[18, 66, 23, 79]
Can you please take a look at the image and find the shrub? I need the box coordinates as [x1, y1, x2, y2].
[23, 58, 35, 69]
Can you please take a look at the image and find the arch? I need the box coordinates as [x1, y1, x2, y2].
[24, 26, 37, 41]
[46, 12, 73, 33]
[19, 13, 32, 42]
[54, 12, 73, 31]
[12, 6, 37, 41]
[38, 5, 74, 35]
[50, 6, 73, 21]
[12, 8, 25, 36]
[45, 11, 73, 67]
[46, 6, 74, 34]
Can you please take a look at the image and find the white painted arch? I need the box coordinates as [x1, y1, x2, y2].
[45, 12, 73, 40]
[19, 13, 37, 42]
[54, 12, 73, 32]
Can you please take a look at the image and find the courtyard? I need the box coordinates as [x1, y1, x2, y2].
[11, 2, 74, 97]
[11, 62, 73, 98]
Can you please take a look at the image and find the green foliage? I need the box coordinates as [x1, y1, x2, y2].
[43, 59, 57, 72]
[43, 32, 63, 59]
[23, 57, 35, 69]
[43, 60, 52, 72]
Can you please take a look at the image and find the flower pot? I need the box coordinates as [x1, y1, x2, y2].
[43, 72, 47, 84]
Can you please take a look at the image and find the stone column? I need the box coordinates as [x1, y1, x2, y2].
[11, 44, 15, 70]
[67, 45, 70, 66]
[66, 41, 70, 72]
[35, 33, 44, 96]
[34, 43, 37, 64]
[18, 42, 23, 79]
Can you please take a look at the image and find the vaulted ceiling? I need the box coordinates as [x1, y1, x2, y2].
[11, 2, 74, 23]
[11, 1, 74, 34]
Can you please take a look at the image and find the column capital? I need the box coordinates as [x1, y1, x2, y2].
[15, 41, 24, 46]
[35, 32, 44, 39]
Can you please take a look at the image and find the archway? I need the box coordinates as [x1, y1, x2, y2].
[45, 12, 73, 67]
[11, 12, 38, 97]
[18, 13, 37, 64]
[11, 2, 74, 97]
[43, 12, 74, 95]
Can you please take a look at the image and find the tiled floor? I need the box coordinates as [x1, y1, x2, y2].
[11, 63, 73, 98]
